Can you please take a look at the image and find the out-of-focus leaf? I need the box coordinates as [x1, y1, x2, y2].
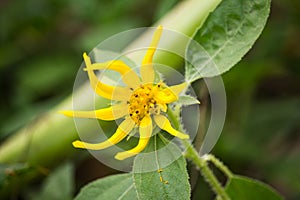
[33, 162, 74, 200]
[17, 54, 76, 97]
[77, 20, 141, 52]
[133, 134, 190, 200]
[219, 99, 300, 161]
[215, 99, 300, 199]
[185, 0, 271, 82]
[0, 163, 32, 188]
[75, 173, 137, 200]
[0, 163, 41, 198]
[220, 175, 283, 200]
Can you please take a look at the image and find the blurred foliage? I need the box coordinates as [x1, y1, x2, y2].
[0, 0, 160, 141]
[0, 0, 161, 198]
[0, 0, 299, 199]
[29, 162, 74, 200]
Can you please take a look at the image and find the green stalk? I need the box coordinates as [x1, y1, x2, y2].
[203, 154, 233, 179]
[167, 89, 229, 199]
[183, 140, 230, 200]
[0, 0, 221, 166]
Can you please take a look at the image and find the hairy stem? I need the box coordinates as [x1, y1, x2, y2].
[183, 140, 230, 200]
[203, 154, 233, 179]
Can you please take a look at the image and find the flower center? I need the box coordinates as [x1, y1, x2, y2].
[128, 83, 162, 124]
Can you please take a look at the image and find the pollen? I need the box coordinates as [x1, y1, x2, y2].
[128, 83, 161, 124]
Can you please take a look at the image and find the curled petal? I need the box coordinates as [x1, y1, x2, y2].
[155, 87, 178, 104]
[141, 25, 163, 83]
[83, 52, 92, 68]
[95, 83, 132, 101]
[59, 103, 128, 121]
[154, 114, 189, 139]
[87, 60, 132, 74]
[169, 82, 188, 95]
[86, 60, 140, 89]
[83, 53, 132, 100]
[72, 118, 135, 150]
[142, 25, 163, 65]
[115, 115, 152, 160]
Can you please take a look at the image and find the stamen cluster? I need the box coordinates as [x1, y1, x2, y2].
[128, 84, 162, 124]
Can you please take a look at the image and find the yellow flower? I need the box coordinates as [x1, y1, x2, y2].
[60, 25, 189, 160]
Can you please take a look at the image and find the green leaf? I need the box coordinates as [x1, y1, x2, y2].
[133, 134, 190, 200]
[35, 162, 74, 200]
[221, 175, 283, 200]
[185, 0, 271, 82]
[177, 95, 200, 106]
[75, 174, 137, 200]
[0, 163, 35, 192]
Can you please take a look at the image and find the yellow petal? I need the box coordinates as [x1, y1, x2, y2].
[72, 118, 135, 150]
[155, 87, 178, 104]
[169, 82, 188, 95]
[114, 115, 152, 160]
[83, 53, 132, 100]
[141, 25, 163, 83]
[59, 103, 128, 121]
[142, 25, 163, 65]
[95, 82, 132, 101]
[87, 60, 131, 74]
[140, 63, 155, 84]
[158, 104, 167, 112]
[154, 114, 189, 139]
[83, 52, 92, 68]
[85, 60, 140, 89]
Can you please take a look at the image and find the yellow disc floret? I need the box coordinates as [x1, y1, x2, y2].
[128, 83, 163, 124]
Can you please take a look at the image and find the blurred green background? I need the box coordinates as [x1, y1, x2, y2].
[0, 0, 299, 199]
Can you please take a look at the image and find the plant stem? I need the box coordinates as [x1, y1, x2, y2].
[203, 154, 233, 179]
[183, 140, 230, 200]
[167, 86, 229, 198]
